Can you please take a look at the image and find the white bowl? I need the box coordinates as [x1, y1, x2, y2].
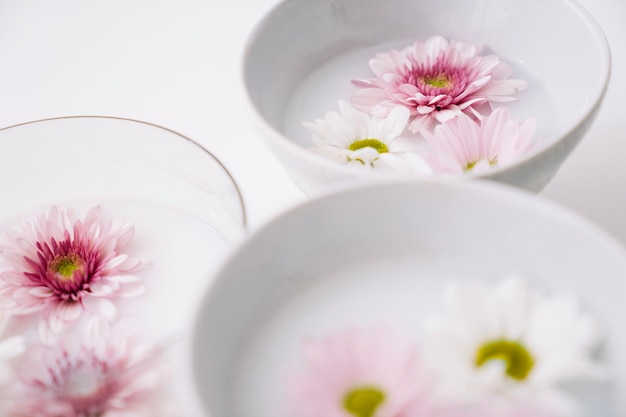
[243, 0, 610, 194]
[192, 179, 626, 417]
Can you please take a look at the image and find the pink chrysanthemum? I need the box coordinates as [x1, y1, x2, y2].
[0, 206, 149, 338]
[422, 107, 536, 175]
[288, 324, 434, 417]
[6, 321, 171, 417]
[351, 36, 528, 133]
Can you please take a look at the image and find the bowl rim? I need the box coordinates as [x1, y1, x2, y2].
[0, 115, 249, 229]
[193, 177, 626, 313]
[241, 0, 612, 184]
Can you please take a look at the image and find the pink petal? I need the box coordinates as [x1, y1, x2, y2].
[107, 274, 142, 284]
[82, 297, 117, 321]
[119, 282, 146, 298]
[56, 300, 83, 322]
[46, 306, 66, 333]
[89, 282, 116, 296]
[28, 286, 54, 298]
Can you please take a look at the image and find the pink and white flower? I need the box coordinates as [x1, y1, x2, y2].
[351, 36, 528, 133]
[304, 101, 432, 176]
[287, 324, 434, 417]
[422, 107, 536, 175]
[6, 320, 172, 417]
[0, 206, 150, 339]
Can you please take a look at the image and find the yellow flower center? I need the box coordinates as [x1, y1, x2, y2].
[465, 160, 478, 171]
[343, 386, 386, 417]
[420, 74, 452, 88]
[475, 339, 535, 380]
[464, 158, 498, 172]
[349, 139, 389, 154]
[51, 254, 84, 282]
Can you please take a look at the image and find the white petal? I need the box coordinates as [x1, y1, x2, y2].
[120, 282, 146, 298]
[374, 106, 410, 141]
[492, 275, 529, 340]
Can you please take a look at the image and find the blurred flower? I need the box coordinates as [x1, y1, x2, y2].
[0, 312, 25, 386]
[0, 206, 150, 341]
[423, 275, 606, 416]
[288, 324, 433, 417]
[422, 107, 536, 175]
[351, 36, 528, 133]
[6, 320, 171, 417]
[304, 101, 432, 176]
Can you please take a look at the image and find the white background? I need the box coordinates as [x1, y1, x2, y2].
[0, 0, 623, 238]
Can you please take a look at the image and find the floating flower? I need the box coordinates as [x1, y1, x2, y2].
[423, 275, 606, 416]
[422, 107, 536, 175]
[287, 324, 433, 417]
[6, 320, 171, 417]
[351, 36, 528, 133]
[304, 101, 432, 176]
[0, 206, 150, 340]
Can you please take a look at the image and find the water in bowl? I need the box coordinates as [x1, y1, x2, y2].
[0, 198, 230, 417]
[230, 253, 612, 417]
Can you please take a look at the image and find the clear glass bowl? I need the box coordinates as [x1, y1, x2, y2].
[0, 116, 247, 416]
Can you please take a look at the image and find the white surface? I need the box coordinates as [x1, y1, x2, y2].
[193, 180, 626, 417]
[0, 0, 623, 241]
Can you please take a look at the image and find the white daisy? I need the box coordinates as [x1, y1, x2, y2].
[423, 275, 606, 417]
[304, 101, 432, 176]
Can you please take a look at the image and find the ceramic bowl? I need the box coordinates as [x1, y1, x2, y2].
[192, 179, 626, 417]
[243, 0, 610, 194]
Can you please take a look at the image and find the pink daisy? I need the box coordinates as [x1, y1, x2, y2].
[351, 36, 528, 133]
[287, 324, 434, 417]
[0, 206, 150, 339]
[422, 107, 536, 175]
[6, 320, 171, 417]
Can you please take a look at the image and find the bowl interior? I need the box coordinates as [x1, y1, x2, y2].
[193, 180, 626, 417]
[0, 116, 246, 241]
[243, 0, 610, 190]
